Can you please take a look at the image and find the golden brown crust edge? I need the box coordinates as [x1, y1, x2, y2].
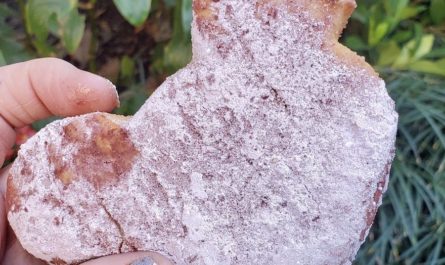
[194, 0, 377, 77]
[6, 113, 132, 214]
[194, 0, 356, 38]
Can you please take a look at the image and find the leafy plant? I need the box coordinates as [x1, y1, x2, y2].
[431, 0, 445, 24]
[25, 0, 85, 55]
[12, 0, 192, 62]
[0, 3, 31, 65]
[345, 0, 445, 264]
[151, 0, 192, 76]
[355, 73, 445, 264]
[345, 0, 445, 76]
[113, 0, 152, 27]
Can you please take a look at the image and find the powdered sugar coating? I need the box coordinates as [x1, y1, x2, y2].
[7, 117, 125, 264]
[8, 1, 398, 265]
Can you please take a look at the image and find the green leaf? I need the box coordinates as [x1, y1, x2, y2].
[25, 0, 84, 55]
[409, 59, 445, 77]
[162, 0, 176, 8]
[430, 0, 445, 24]
[369, 20, 390, 46]
[384, 0, 409, 17]
[120, 56, 135, 80]
[383, 0, 409, 29]
[0, 50, 6, 66]
[47, 13, 60, 35]
[344, 36, 368, 51]
[162, 41, 192, 74]
[393, 35, 435, 68]
[0, 42, 30, 64]
[181, 0, 193, 34]
[400, 6, 426, 21]
[377, 41, 401, 66]
[113, 0, 152, 27]
[25, 0, 74, 40]
[393, 41, 414, 68]
[157, 0, 192, 74]
[412, 35, 435, 61]
[425, 48, 445, 59]
[0, 4, 33, 64]
[60, 9, 85, 54]
[392, 29, 413, 43]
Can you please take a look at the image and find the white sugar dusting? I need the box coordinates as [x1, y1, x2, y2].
[8, 1, 397, 265]
[8, 116, 123, 263]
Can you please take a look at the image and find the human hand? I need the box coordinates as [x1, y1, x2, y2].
[0, 58, 171, 265]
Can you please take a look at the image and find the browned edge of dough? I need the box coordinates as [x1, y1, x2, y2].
[6, 113, 134, 214]
[194, 0, 378, 77]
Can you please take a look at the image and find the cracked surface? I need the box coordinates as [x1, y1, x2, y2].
[98, 200, 128, 253]
[8, 1, 398, 265]
[8, 114, 130, 264]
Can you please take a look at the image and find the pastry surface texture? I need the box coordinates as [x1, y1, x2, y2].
[7, 0, 398, 264]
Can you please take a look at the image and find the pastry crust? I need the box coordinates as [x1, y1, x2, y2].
[194, 0, 376, 75]
[7, 1, 397, 264]
[195, 0, 356, 39]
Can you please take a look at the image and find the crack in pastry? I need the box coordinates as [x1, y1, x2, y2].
[8, 1, 398, 264]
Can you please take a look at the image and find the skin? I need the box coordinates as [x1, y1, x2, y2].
[0, 58, 172, 265]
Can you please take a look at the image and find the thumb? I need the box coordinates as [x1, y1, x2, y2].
[0, 189, 5, 262]
[80, 252, 173, 265]
[0, 166, 10, 262]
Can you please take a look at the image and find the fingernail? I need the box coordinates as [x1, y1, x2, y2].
[104, 78, 120, 108]
[130, 256, 157, 265]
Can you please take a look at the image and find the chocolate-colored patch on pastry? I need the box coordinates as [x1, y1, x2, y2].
[7, 151, 34, 213]
[360, 161, 392, 241]
[63, 121, 85, 142]
[6, 174, 21, 213]
[52, 114, 139, 190]
[194, 0, 229, 39]
[7, 1, 398, 264]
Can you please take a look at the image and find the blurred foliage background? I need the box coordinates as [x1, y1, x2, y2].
[0, 0, 445, 264]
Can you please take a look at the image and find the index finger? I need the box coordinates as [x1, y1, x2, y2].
[0, 58, 119, 127]
[0, 58, 119, 166]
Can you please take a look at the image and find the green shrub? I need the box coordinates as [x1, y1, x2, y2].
[0, 0, 192, 117]
[345, 0, 445, 264]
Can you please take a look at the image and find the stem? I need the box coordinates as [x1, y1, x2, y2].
[17, 0, 34, 52]
[86, 0, 98, 72]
